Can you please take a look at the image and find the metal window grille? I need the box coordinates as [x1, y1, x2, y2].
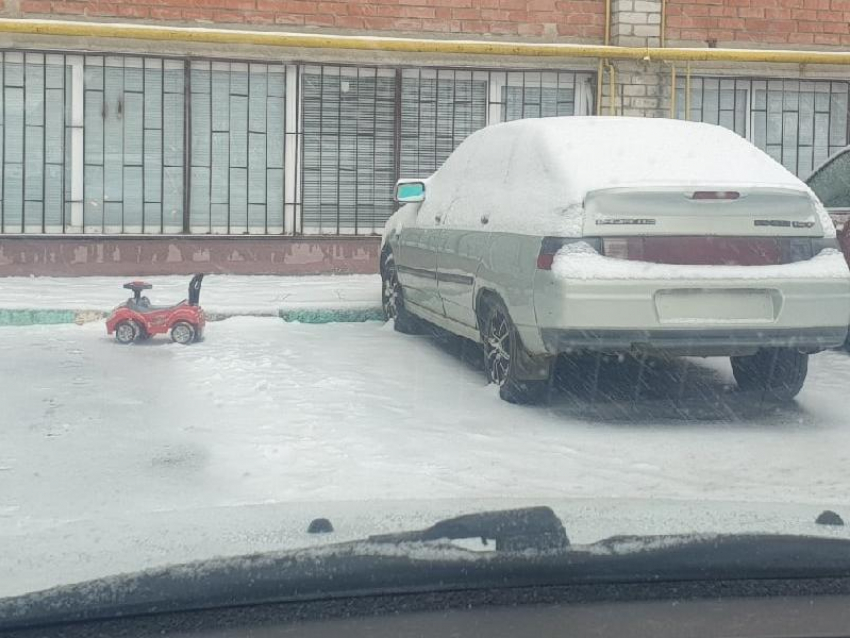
[302, 66, 593, 236]
[80, 55, 185, 234]
[677, 76, 850, 177]
[399, 68, 488, 179]
[500, 71, 582, 121]
[0, 52, 68, 234]
[398, 69, 587, 178]
[0, 52, 593, 236]
[189, 61, 286, 234]
[300, 65, 397, 235]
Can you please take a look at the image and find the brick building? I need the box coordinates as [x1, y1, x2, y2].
[0, 0, 847, 275]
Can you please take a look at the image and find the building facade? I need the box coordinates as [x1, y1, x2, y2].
[0, 0, 848, 275]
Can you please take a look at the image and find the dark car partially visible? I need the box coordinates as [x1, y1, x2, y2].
[807, 147, 850, 264]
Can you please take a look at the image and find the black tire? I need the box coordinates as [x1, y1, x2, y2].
[115, 320, 141, 345]
[170, 321, 197, 345]
[731, 348, 808, 402]
[479, 297, 550, 405]
[381, 251, 421, 335]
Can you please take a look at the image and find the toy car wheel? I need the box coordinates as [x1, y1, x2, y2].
[170, 321, 196, 345]
[115, 320, 141, 345]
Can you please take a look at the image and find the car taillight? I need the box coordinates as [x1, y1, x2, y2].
[782, 238, 814, 263]
[601, 238, 627, 260]
[536, 237, 564, 270]
[536, 253, 556, 270]
[602, 237, 644, 261]
[536, 237, 601, 270]
[783, 237, 841, 262]
[597, 236, 837, 265]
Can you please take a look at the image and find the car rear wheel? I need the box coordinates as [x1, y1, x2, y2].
[479, 298, 550, 405]
[170, 321, 196, 345]
[731, 348, 808, 402]
[381, 252, 421, 335]
[115, 320, 141, 345]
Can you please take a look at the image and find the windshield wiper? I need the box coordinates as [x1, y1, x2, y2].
[367, 505, 569, 552]
[3, 507, 850, 632]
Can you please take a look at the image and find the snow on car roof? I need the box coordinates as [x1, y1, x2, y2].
[489, 116, 805, 202]
[419, 116, 833, 238]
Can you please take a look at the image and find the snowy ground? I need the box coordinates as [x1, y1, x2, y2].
[2, 317, 850, 596]
[0, 274, 381, 314]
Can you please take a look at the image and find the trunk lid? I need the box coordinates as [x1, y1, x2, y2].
[582, 186, 824, 238]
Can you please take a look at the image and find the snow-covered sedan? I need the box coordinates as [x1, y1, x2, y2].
[381, 117, 850, 405]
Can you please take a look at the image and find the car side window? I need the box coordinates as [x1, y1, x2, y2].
[809, 150, 850, 208]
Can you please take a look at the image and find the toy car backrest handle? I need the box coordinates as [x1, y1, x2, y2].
[189, 274, 204, 306]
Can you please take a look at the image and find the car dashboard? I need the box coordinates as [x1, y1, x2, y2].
[8, 578, 850, 638]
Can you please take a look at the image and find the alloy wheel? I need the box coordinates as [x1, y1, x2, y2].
[485, 310, 512, 386]
[383, 268, 401, 320]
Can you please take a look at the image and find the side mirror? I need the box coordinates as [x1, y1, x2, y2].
[395, 180, 426, 204]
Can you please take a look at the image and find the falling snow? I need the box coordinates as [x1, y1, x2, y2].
[2, 318, 850, 597]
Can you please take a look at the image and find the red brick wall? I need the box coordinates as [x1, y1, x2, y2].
[17, 0, 606, 39]
[666, 0, 850, 47]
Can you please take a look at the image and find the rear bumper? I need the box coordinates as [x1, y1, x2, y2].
[540, 326, 849, 355]
[530, 269, 850, 356]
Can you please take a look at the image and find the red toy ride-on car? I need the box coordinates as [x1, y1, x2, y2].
[106, 274, 206, 345]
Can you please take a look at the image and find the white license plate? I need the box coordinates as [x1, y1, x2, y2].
[654, 289, 777, 324]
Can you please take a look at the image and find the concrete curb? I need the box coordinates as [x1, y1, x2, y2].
[0, 307, 384, 327]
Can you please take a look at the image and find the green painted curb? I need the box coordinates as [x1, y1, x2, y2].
[0, 309, 79, 326]
[0, 307, 385, 326]
[279, 307, 384, 323]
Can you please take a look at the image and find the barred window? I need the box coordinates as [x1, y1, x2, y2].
[301, 66, 396, 235]
[80, 56, 185, 234]
[0, 54, 593, 236]
[501, 71, 580, 121]
[189, 61, 285, 234]
[0, 52, 69, 234]
[400, 69, 488, 178]
[677, 77, 850, 177]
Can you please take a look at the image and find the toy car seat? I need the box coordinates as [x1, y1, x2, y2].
[123, 276, 204, 313]
[124, 281, 180, 313]
[124, 281, 153, 309]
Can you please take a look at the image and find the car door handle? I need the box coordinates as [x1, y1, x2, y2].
[434, 214, 442, 223]
[480, 215, 489, 225]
